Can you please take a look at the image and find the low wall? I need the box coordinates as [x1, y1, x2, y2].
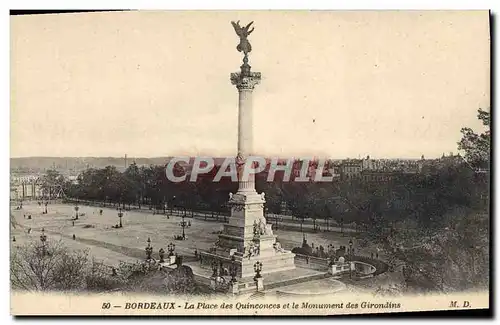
[354, 261, 376, 275]
[329, 263, 351, 275]
[294, 254, 330, 271]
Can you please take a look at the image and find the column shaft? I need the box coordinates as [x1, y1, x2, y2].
[237, 88, 255, 192]
[238, 89, 253, 158]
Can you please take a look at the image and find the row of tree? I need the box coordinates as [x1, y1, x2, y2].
[36, 109, 489, 235]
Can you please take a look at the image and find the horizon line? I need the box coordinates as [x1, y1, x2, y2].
[10, 154, 455, 160]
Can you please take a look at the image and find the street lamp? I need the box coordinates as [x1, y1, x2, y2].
[44, 201, 48, 214]
[253, 261, 263, 281]
[179, 214, 187, 240]
[74, 204, 79, 220]
[171, 196, 176, 215]
[349, 239, 353, 279]
[211, 260, 219, 278]
[159, 248, 165, 263]
[229, 255, 238, 283]
[145, 237, 153, 260]
[40, 228, 47, 256]
[167, 242, 175, 256]
[117, 207, 123, 228]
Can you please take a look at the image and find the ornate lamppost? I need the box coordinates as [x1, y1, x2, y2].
[211, 260, 219, 278]
[117, 207, 123, 228]
[74, 204, 79, 220]
[167, 242, 175, 256]
[44, 201, 48, 214]
[170, 195, 176, 215]
[349, 239, 353, 279]
[179, 213, 187, 240]
[40, 227, 47, 256]
[253, 261, 263, 280]
[145, 237, 153, 260]
[159, 248, 165, 263]
[229, 255, 238, 283]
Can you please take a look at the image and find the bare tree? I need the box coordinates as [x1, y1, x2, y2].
[10, 240, 89, 292]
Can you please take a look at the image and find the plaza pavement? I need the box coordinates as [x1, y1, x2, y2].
[10, 202, 398, 294]
[11, 203, 370, 266]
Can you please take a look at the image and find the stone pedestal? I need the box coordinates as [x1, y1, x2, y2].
[169, 255, 176, 265]
[210, 278, 217, 291]
[200, 188, 295, 278]
[230, 282, 240, 295]
[255, 277, 264, 292]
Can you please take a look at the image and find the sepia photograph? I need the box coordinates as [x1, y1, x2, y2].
[9, 10, 490, 316]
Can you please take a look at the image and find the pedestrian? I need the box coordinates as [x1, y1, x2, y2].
[73, 234, 76, 240]
[376, 252, 379, 259]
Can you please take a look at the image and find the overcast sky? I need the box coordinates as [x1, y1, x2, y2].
[11, 11, 490, 159]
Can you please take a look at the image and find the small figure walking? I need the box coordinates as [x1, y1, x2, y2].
[72, 234, 76, 240]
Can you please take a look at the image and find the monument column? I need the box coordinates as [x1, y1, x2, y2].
[231, 58, 261, 192]
[199, 21, 296, 280]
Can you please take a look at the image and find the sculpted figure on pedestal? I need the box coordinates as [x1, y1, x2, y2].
[231, 20, 254, 55]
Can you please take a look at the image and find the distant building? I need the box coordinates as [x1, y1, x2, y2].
[360, 170, 397, 183]
[10, 175, 42, 200]
[339, 159, 363, 180]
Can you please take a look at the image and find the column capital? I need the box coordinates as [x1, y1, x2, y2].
[230, 71, 261, 91]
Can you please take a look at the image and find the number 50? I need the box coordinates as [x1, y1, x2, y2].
[102, 302, 111, 309]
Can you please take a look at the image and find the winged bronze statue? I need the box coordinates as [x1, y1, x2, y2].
[231, 20, 254, 55]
